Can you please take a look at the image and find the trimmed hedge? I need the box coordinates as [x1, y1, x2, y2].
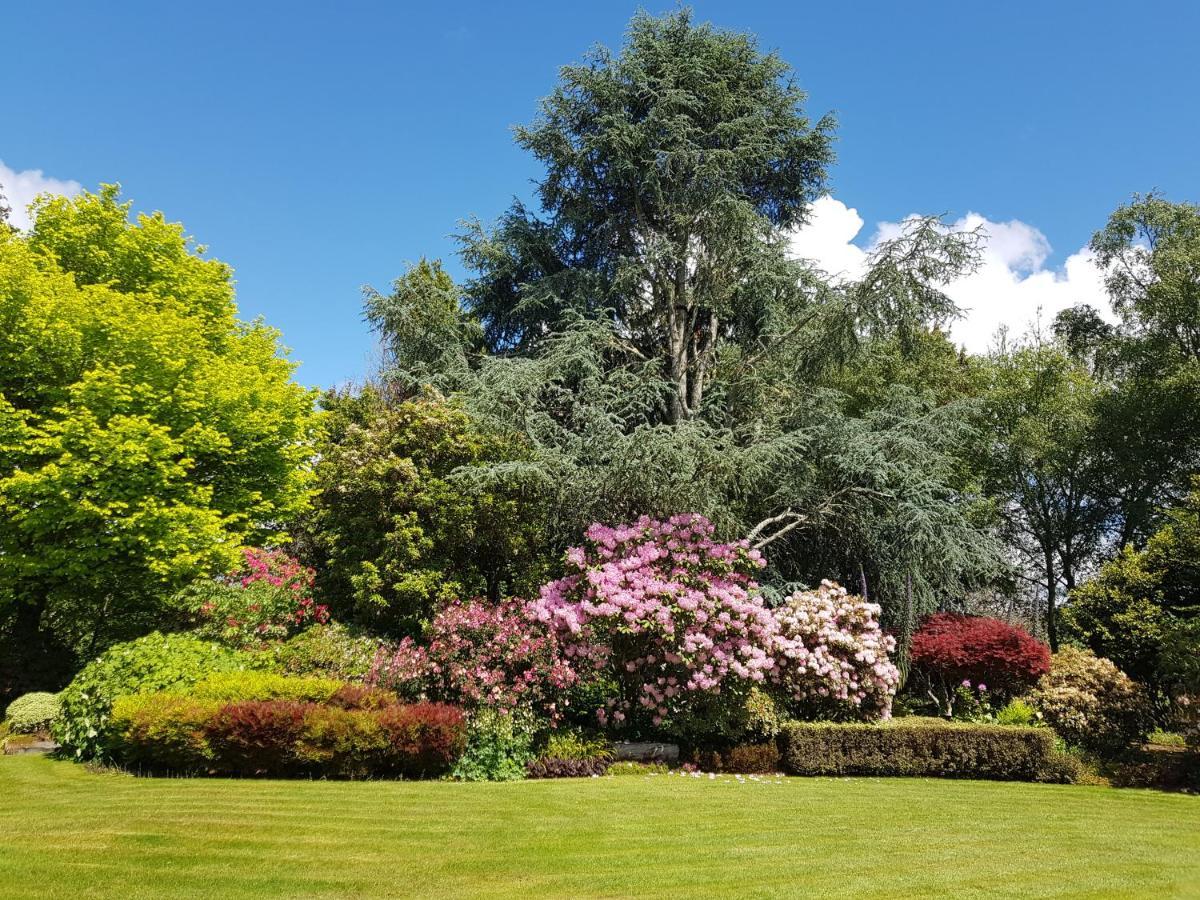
[111, 694, 465, 779]
[780, 719, 1072, 782]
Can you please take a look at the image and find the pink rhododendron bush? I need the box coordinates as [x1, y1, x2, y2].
[369, 597, 578, 720]
[531, 514, 900, 731]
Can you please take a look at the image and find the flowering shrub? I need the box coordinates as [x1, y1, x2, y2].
[770, 581, 899, 720]
[910, 613, 1051, 716]
[532, 514, 774, 731]
[369, 597, 577, 718]
[531, 515, 900, 732]
[177, 548, 328, 649]
[1029, 647, 1149, 755]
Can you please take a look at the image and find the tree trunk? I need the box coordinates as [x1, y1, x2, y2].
[1043, 545, 1058, 651]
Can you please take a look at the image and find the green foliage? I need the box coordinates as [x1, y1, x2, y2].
[1063, 479, 1200, 694]
[780, 720, 1069, 782]
[1029, 647, 1149, 756]
[693, 742, 782, 774]
[185, 671, 343, 704]
[3, 691, 61, 733]
[364, 259, 482, 388]
[274, 623, 385, 681]
[110, 693, 219, 770]
[53, 632, 251, 760]
[980, 339, 1111, 647]
[302, 387, 549, 634]
[0, 186, 318, 662]
[538, 730, 613, 762]
[995, 699, 1039, 727]
[367, 9, 999, 656]
[606, 760, 669, 776]
[451, 709, 536, 781]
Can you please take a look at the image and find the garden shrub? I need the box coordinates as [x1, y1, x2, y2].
[111, 694, 219, 771]
[910, 613, 1051, 716]
[370, 597, 577, 718]
[187, 671, 344, 704]
[173, 548, 328, 650]
[779, 720, 1070, 782]
[54, 632, 251, 760]
[607, 760, 669, 776]
[208, 700, 311, 775]
[451, 709, 536, 781]
[4, 691, 61, 734]
[112, 695, 464, 778]
[532, 514, 776, 731]
[770, 581, 900, 720]
[373, 703, 467, 778]
[532, 516, 901, 736]
[526, 757, 611, 778]
[276, 623, 384, 681]
[539, 730, 613, 762]
[1029, 647, 1149, 755]
[995, 698, 1039, 727]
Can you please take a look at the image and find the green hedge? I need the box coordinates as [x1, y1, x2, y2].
[780, 719, 1075, 782]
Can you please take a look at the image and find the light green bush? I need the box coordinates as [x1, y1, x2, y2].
[539, 730, 613, 762]
[996, 699, 1039, 727]
[5, 692, 61, 733]
[54, 632, 253, 760]
[187, 671, 343, 704]
[1029, 647, 1149, 756]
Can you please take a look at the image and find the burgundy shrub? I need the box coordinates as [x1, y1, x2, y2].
[526, 757, 610, 779]
[911, 613, 1051, 709]
[373, 702, 467, 778]
[208, 700, 311, 775]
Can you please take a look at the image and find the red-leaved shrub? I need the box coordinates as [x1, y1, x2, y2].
[911, 613, 1051, 715]
[374, 703, 467, 778]
[128, 696, 467, 778]
[208, 700, 311, 774]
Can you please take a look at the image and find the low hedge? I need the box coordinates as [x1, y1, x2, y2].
[111, 694, 465, 779]
[526, 757, 611, 778]
[780, 719, 1073, 782]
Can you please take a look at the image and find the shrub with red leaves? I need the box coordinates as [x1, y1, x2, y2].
[911, 613, 1051, 715]
[374, 702, 467, 778]
[208, 700, 310, 775]
[131, 696, 467, 778]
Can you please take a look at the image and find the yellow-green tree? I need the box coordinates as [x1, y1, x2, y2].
[0, 186, 317, 692]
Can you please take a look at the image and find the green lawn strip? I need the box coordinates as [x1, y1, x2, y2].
[1, 755, 1196, 899]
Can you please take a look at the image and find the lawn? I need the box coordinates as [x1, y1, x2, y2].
[1, 755, 1196, 899]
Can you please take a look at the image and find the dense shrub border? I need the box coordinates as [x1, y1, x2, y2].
[780, 720, 1075, 783]
[111, 694, 466, 779]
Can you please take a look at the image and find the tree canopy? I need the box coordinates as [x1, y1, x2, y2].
[0, 186, 317, 691]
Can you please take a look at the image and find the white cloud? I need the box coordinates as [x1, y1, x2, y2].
[787, 196, 1115, 352]
[0, 160, 82, 230]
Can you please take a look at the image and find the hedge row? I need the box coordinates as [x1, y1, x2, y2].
[111, 694, 465, 778]
[780, 720, 1077, 782]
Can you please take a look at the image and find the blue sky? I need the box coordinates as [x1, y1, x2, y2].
[5, 0, 1198, 386]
